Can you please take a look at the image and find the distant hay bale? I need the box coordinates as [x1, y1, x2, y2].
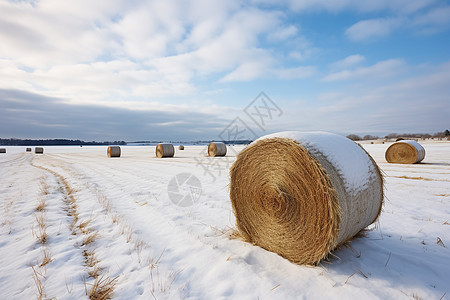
[0, 148, 6, 153]
[385, 140, 425, 164]
[107, 146, 121, 158]
[26, 148, 32, 152]
[35, 147, 44, 154]
[208, 142, 227, 157]
[179, 145, 185, 150]
[156, 143, 174, 158]
[395, 137, 404, 142]
[230, 131, 383, 265]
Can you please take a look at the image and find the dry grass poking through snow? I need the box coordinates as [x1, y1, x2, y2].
[29, 176, 53, 299]
[91, 186, 183, 297]
[30, 162, 119, 299]
[33, 213, 48, 244]
[86, 275, 119, 300]
[39, 247, 53, 267]
[31, 265, 46, 300]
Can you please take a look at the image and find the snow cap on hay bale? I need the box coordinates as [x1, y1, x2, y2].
[0, 148, 6, 153]
[26, 148, 32, 152]
[179, 145, 185, 150]
[156, 143, 174, 158]
[208, 142, 227, 157]
[230, 131, 383, 265]
[107, 146, 121, 158]
[385, 140, 425, 164]
[35, 147, 44, 154]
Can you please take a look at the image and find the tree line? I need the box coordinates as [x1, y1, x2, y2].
[347, 130, 450, 141]
[0, 138, 127, 146]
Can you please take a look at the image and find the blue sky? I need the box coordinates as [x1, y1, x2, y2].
[1, 0, 449, 141]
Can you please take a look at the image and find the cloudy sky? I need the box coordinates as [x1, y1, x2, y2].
[1, 0, 449, 141]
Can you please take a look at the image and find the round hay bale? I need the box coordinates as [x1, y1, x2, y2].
[179, 145, 185, 150]
[385, 140, 425, 164]
[35, 147, 44, 154]
[156, 143, 174, 158]
[395, 137, 404, 142]
[107, 146, 121, 158]
[26, 148, 32, 152]
[0, 148, 6, 153]
[230, 131, 383, 265]
[208, 142, 227, 157]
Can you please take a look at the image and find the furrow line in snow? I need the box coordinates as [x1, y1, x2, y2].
[32, 154, 185, 298]
[31, 158, 119, 299]
[388, 175, 450, 182]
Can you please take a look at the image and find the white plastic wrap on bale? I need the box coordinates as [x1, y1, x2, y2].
[400, 140, 425, 163]
[156, 143, 175, 158]
[257, 131, 383, 244]
[208, 142, 227, 157]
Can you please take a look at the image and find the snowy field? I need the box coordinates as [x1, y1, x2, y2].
[0, 141, 449, 299]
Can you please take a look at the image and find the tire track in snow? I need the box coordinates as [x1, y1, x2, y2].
[32, 154, 185, 298]
[31, 157, 119, 299]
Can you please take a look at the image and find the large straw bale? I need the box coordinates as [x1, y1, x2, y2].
[385, 140, 425, 164]
[35, 147, 44, 154]
[230, 131, 383, 265]
[156, 143, 174, 158]
[107, 146, 121, 158]
[208, 142, 227, 157]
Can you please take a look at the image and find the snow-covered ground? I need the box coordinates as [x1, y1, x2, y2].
[0, 141, 449, 299]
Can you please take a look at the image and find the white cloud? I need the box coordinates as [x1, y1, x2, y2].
[323, 59, 406, 81]
[330, 55, 366, 69]
[411, 5, 450, 31]
[220, 51, 275, 82]
[279, 60, 450, 135]
[267, 25, 298, 41]
[274, 66, 317, 79]
[345, 18, 404, 41]
[0, 0, 309, 105]
[344, 3, 450, 41]
[288, 0, 437, 14]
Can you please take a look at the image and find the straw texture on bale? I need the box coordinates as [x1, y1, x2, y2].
[179, 145, 185, 150]
[230, 131, 383, 265]
[107, 146, 121, 158]
[385, 140, 425, 164]
[35, 147, 44, 154]
[156, 143, 174, 158]
[208, 142, 227, 157]
[26, 148, 32, 152]
[0, 148, 6, 153]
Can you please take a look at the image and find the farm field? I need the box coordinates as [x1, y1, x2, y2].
[0, 141, 449, 299]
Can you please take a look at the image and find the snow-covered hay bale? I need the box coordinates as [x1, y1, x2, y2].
[107, 146, 121, 158]
[26, 148, 32, 152]
[156, 143, 174, 158]
[179, 145, 185, 150]
[0, 148, 6, 153]
[230, 131, 383, 265]
[385, 140, 425, 164]
[35, 147, 44, 154]
[208, 142, 227, 157]
[395, 137, 405, 142]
